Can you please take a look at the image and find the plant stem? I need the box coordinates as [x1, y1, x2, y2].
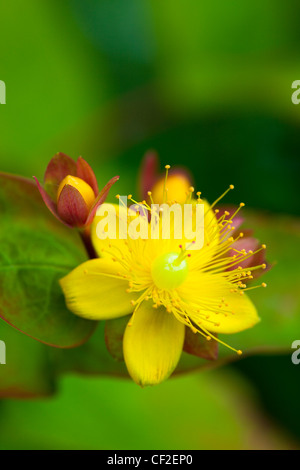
[79, 228, 97, 259]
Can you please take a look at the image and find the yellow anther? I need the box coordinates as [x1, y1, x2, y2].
[229, 184, 234, 190]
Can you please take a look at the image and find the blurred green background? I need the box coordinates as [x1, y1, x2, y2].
[0, 0, 300, 449]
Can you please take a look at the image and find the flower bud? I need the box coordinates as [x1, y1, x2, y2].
[34, 152, 119, 228]
[139, 150, 192, 204]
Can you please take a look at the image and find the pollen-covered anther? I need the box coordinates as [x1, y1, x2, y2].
[262, 263, 267, 269]
[262, 282, 267, 288]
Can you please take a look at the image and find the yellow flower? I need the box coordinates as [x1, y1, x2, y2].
[60, 168, 266, 386]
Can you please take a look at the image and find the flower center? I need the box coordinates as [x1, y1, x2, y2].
[151, 252, 188, 290]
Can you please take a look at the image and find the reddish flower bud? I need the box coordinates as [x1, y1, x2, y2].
[34, 152, 119, 228]
[139, 150, 193, 204]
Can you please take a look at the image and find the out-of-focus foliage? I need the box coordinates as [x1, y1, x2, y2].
[0, 371, 297, 450]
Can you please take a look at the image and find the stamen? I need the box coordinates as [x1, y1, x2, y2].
[163, 165, 171, 204]
[210, 184, 235, 211]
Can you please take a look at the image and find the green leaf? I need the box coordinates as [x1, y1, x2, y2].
[0, 173, 96, 348]
[52, 322, 128, 377]
[105, 316, 131, 362]
[0, 319, 55, 398]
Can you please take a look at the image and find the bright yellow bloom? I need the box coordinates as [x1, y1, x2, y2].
[60, 172, 266, 387]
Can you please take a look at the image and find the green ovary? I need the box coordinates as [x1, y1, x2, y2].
[151, 252, 188, 290]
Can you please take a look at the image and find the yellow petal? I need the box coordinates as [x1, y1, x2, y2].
[178, 273, 260, 334]
[91, 203, 131, 259]
[60, 258, 137, 320]
[123, 301, 185, 386]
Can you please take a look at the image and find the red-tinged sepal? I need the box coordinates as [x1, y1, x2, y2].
[33, 176, 70, 226]
[139, 150, 159, 200]
[218, 205, 244, 233]
[228, 236, 268, 279]
[183, 327, 218, 361]
[76, 156, 99, 196]
[57, 184, 90, 227]
[44, 153, 77, 200]
[86, 175, 120, 226]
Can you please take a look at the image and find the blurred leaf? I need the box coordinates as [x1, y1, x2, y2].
[0, 319, 54, 398]
[52, 322, 127, 377]
[0, 370, 296, 449]
[105, 315, 131, 362]
[0, 173, 96, 348]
